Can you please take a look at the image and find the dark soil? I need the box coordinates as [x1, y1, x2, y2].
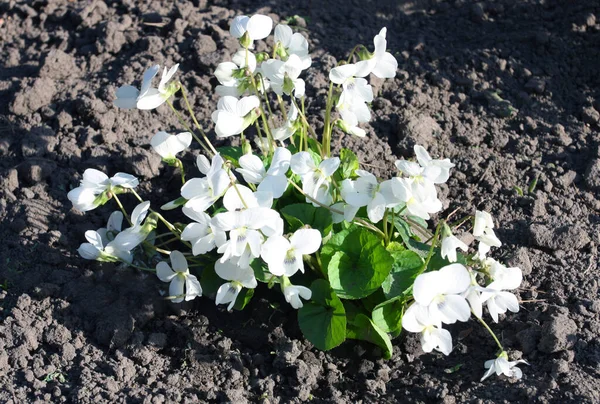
[1, 0, 600, 402]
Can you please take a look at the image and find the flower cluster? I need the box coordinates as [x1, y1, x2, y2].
[68, 13, 528, 381]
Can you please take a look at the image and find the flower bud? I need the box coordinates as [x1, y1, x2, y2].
[242, 138, 252, 155]
[255, 52, 269, 64]
[239, 31, 252, 49]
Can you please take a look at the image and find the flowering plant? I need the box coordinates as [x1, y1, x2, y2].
[68, 15, 526, 380]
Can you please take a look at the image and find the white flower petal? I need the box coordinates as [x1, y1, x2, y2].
[170, 250, 188, 272]
[78, 243, 100, 260]
[169, 275, 185, 303]
[230, 15, 249, 38]
[185, 274, 202, 300]
[246, 14, 273, 40]
[290, 229, 321, 255]
[114, 85, 140, 109]
[157, 261, 176, 282]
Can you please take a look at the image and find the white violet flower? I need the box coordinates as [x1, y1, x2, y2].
[262, 54, 307, 98]
[290, 152, 340, 207]
[214, 258, 258, 311]
[151, 131, 192, 162]
[341, 170, 387, 223]
[181, 153, 230, 213]
[355, 27, 398, 79]
[211, 95, 260, 138]
[329, 63, 374, 103]
[180, 207, 227, 256]
[283, 283, 312, 309]
[237, 147, 291, 198]
[230, 14, 273, 47]
[67, 169, 138, 212]
[77, 211, 132, 263]
[473, 210, 502, 259]
[156, 250, 202, 303]
[114, 64, 179, 110]
[412, 263, 472, 325]
[261, 228, 322, 277]
[274, 24, 311, 69]
[481, 352, 529, 382]
[402, 303, 453, 355]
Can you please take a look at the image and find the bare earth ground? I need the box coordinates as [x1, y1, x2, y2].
[1, 0, 599, 402]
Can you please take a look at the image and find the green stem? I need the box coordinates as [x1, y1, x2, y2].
[277, 94, 288, 121]
[383, 209, 389, 246]
[127, 262, 156, 273]
[166, 98, 213, 156]
[290, 97, 322, 154]
[322, 82, 334, 157]
[128, 190, 192, 249]
[475, 312, 504, 352]
[179, 85, 218, 155]
[177, 159, 186, 185]
[346, 44, 364, 63]
[112, 193, 132, 226]
[420, 220, 444, 274]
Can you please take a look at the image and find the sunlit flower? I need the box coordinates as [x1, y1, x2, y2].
[261, 228, 322, 277]
[211, 95, 260, 138]
[262, 54, 307, 98]
[111, 201, 153, 251]
[335, 90, 371, 137]
[481, 352, 529, 382]
[479, 263, 522, 323]
[237, 147, 291, 198]
[355, 27, 398, 79]
[283, 283, 312, 309]
[440, 224, 468, 263]
[341, 170, 387, 223]
[230, 14, 273, 48]
[181, 207, 227, 255]
[290, 152, 340, 207]
[386, 177, 442, 220]
[213, 207, 281, 267]
[67, 169, 138, 212]
[473, 210, 502, 259]
[272, 102, 300, 142]
[77, 211, 132, 263]
[151, 131, 192, 162]
[413, 264, 471, 325]
[214, 49, 258, 97]
[156, 250, 202, 303]
[274, 24, 311, 69]
[114, 64, 180, 110]
[329, 63, 373, 103]
[181, 153, 230, 213]
[214, 257, 257, 311]
[402, 303, 453, 355]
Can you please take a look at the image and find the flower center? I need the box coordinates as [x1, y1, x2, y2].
[284, 249, 296, 265]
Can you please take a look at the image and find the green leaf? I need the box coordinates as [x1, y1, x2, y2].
[393, 217, 430, 258]
[381, 249, 423, 299]
[427, 250, 467, 271]
[321, 226, 393, 299]
[347, 313, 393, 359]
[339, 148, 359, 179]
[361, 287, 386, 312]
[233, 288, 254, 311]
[217, 146, 243, 165]
[199, 264, 222, 299]
[250, 259, 279, 284]
[298, 279, 346, 351]
[372, 296, 404, 333]
[280, 203, 333, 237]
